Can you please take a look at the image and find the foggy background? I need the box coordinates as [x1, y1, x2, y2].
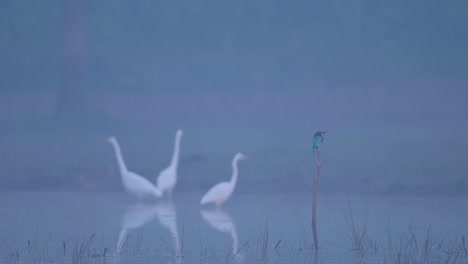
[1, 0, 467, 195]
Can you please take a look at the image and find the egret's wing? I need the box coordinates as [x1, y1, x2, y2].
[128, 171, 162, 197]
[157, 167, 177, 192]
[200, 182, 229, 204]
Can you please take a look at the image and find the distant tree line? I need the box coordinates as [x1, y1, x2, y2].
[0, 0, 466, 119]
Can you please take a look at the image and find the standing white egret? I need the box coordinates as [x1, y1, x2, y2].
[200, 153, 248, 207]
[156, 129, 183, 198]
[107, 137, 162, 199]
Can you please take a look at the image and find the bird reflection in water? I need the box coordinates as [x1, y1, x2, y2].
[201, 209, 241, 260]
[116, 204, 158, 254]
[155, 201, 182, 263]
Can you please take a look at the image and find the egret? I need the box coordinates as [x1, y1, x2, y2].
[156, 129, 184, 198]
[312, 131, 328, 153]
[200, 153, 248, 207]
[107, 137, 162, 199]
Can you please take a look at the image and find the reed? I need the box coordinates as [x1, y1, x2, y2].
[0, 220, 466, 263]
[340, 199, 468, 264]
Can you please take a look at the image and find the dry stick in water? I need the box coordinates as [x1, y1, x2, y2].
[311, 148, 322, 250]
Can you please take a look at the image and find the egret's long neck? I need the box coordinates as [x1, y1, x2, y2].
[229, 157, 240, 186]
[111, 141, 128, 175]
[169, 134, 181, 169]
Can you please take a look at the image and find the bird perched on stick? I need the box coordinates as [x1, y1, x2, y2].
[312, 131, 327, 153]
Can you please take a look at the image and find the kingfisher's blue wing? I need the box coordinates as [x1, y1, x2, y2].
[312, 135, 323, 153]
[312, 136, 322, 148]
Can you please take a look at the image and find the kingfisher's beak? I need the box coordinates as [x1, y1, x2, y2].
[321, 131, 328, 134]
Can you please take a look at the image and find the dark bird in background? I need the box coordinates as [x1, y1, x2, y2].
[312, 131, 327, 153]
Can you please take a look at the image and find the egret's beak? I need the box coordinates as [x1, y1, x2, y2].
[243, 156, 250, 160]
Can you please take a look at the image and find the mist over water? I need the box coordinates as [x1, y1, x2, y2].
[0, 1, 467, 263]
[1, 1, 467, 195]
[1, 1, 468, 194]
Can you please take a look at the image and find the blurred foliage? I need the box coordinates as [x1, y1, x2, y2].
[0, 1, 467, 192]
[0, 0, 467, 92]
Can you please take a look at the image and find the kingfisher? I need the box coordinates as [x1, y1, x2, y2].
[312, 131, 328, 153]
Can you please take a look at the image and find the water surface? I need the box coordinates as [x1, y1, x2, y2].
[0, 192, 466, 263]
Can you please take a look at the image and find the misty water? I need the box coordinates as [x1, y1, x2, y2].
[1, 191, 467, 263]
[2, 1, 468, 263]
